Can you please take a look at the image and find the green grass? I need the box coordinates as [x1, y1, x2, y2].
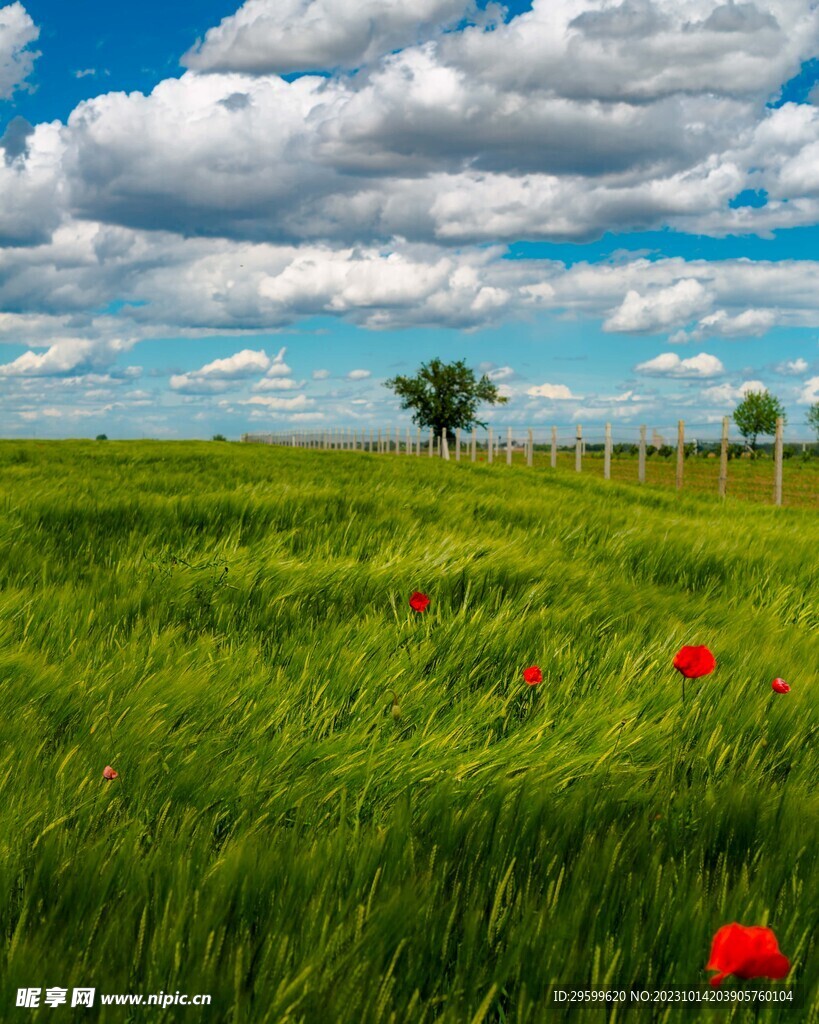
[0, 440, 816, 1023]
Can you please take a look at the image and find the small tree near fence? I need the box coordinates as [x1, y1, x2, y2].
[807, 401, 819, 441]
[732, 390, 786, 453]
[384, 358, 508, 450]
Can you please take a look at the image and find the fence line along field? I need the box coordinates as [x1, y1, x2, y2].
[0, 440, 816, 1023]
[246, 417, 819, 510]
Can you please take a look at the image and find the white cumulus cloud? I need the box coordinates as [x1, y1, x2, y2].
[182, 0, 472, 75]
[605, 280, 712, 333]
[253, 377, 304, 391]
[243, 393, 314, 409]
[526, 382, 577, 399]
[797, 375, 819, 403]
[775, 357, 809, 375]
[702, 379, 767, 404]
[635, 352, 725, 377]
[264, 346, 292, 376]
[0, 337, 131, 377]
[169, 348, 273, 392]
[0, 2, 39, 99]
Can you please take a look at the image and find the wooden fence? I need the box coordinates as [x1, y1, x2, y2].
[241, 418, 819, 508]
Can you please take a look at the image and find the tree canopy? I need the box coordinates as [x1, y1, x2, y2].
[732, 390, 786, 451]
[384, 358, 508, 444]
[807, 401, 819, 440]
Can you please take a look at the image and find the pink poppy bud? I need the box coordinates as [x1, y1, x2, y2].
[102, 765, 118, 780]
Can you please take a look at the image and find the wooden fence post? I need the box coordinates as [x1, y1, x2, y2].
[551, 426, 557, 469]
[488, 427, 494, 464]
[676, 420, 685, 491]
[774, 416, 784, 506]
[455, 428, 461, 461]
[527, 428, 533, 467]
[638, 425, 646, 484]
[507, 426, 513, 466]
[471, 427, 477, 462]
[428, 430, 433, 457]
[406, 427, 410, 455]
[442, 430, 450, 460]
[416, 427, 421, 456]
[575, 425, 582, 472]
[604, 422, 612, 480]
[719, 417, 729, 498]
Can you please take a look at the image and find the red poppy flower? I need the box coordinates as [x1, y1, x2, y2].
[771, 678, 791, 694]
[102, 765, 118, 780]
[523, 666, 543, 686]
[706, 924, 790, 988]
[409, 591, 430, 613]
[673, 645, 716, 679]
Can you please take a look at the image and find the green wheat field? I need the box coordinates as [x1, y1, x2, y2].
[0, 440, 816, 1023]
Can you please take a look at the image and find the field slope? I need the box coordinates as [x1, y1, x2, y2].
[0, 441, 816, 1023]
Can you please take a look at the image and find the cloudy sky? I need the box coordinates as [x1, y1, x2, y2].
[1, 0, 819, 439]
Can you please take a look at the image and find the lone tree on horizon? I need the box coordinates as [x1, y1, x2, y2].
[732, 389, 786, 452]
[807, 401, 819, 441]
[384, 358, 508, 450]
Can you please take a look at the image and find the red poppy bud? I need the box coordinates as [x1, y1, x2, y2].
[102, 765, 118, 780]
[673, 645, 716, 679]
[706, 924, 790, 988]
[771, 678, 791, 694]
[409, 591, 430, 613]
[522, 666, 543, 685]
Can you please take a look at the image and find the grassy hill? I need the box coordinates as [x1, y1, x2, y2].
[0, 441, 816, 1022]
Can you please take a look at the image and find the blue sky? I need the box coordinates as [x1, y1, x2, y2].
[1, 0, 819, 440]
